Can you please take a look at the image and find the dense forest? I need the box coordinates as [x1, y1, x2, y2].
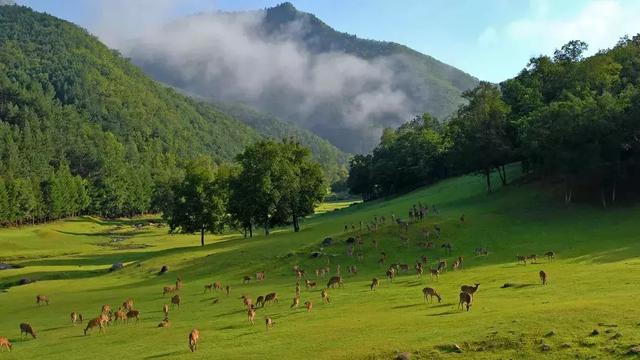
[349, 37, 640, 205]
[0, 5, 331, 226]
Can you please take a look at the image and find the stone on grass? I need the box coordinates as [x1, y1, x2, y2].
[396, 352, 412, 360]
[109, 262, 123, 272]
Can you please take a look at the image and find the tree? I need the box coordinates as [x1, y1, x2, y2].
[163, 157, 227, 247]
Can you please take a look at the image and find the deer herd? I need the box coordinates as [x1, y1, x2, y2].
[1, 209, 554, 354]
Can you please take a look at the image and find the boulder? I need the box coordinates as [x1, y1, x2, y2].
[109, 262, 124, 272]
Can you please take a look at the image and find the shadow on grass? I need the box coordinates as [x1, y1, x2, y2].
[428, 310, 458, 316]
[391, 303, 422, 309]
[144, 350, 183, 359]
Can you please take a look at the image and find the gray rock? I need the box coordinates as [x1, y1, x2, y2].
[109, 262, 124, 272]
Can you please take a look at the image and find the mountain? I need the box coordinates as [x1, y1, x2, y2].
[128, 2, 479, 153]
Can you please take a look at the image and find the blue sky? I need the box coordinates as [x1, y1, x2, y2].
[15, 0, 640, 82]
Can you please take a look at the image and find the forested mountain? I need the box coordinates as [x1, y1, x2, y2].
[0, 5, 266, 224]
[128, 2, 479, 153]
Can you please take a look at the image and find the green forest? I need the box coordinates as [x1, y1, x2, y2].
[348, 38, 640, 205]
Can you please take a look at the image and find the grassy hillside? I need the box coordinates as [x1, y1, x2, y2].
[2, 169, 640, 359]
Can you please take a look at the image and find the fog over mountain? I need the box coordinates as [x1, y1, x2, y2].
[93, 2, 479, 153]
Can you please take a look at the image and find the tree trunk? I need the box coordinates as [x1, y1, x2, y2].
[502, 165, 507, 185]
[611, 182, 617, 203]
[249, 224, 253, 238]
[497, 166, 507, 186]
[485, 168, 492, 193]
[293, 215, 300, 232]
[200, 227, 205, 247]
[264, 221, 269, 236]
[243, 226, 247, 238]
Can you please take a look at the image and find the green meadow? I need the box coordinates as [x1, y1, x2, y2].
[1, 170, 640, 359]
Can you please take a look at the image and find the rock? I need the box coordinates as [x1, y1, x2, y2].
[18, 278, 33, 285]
[590, 329, 600, 336]
[0, 263, 15, 270]
[109, 262, 123, 272]
[158, 265, 168, 275]
[540, 344, 551, 352]
[544, 330, 556, 337]
[321, 237, 333, 246]
[627, 346, 640, 355]
[396, 352, 412, 360]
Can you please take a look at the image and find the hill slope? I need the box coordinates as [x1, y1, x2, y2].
[2, 167, 640, 359]
[128, 2, 479, 153]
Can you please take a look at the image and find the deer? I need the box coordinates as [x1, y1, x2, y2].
[247, 306, 256, 324]
[539, 270, 547, 285]
[397, 264, 410, 273]
[126, 310, 140, 323]
[305, 301, 313, 312]
[429, 268, 440, 280]
[517, 255, 528, 265]
[84, 315, 108, 335]
[295, 283, 301, 298]
[461, 284, 480, 294]
[225, 285, 230, 296]
[327, 276, 343, 288]
[305, 280, 317, 289]
[20, 323, 36, 338]
[264, 292, 278, 306]
[545, 251, 555, 260]
[163, 286, 177, 296]
[163, 304, 169, 318]
[70, 312, 83, 325]
[452, 259, 460, 271]
[255, 271, 265, 281]
[175, 278, 183, 290]
[188, 329, 200, 352]
[158, 318, 170, 328]
[290, 297, 300, 309]
[422, 287, 442, 303]
[370, 278, 379, 291]
[265, 317, 274, 331]
[243, 276, 252, 284]
[101, 304, 112, 315]
[386, 268, 396, 282]
[113, 308, 127, 324]
[528, 254, 538, 263]
[171, 294, 181, 309]
[122, 298, 134, 311]
[458, 292, 473, 311]
[213, 282, 223, 291]
[204, 284, 213, 293]
[0, 337, 11, 352]
[441, 243, 452, 255]
[321, 289, 330, 304]
[437, 260, 447, 273]
[36, 295, 49, 306]
[255, 296, 264, 308]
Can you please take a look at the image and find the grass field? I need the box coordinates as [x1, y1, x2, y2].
[1, 169, 640, 359]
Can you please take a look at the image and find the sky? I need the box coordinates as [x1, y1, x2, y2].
[13, 0, 640, 82]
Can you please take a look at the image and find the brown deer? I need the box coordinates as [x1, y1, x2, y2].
[437, 260, 447, 272]
[163, 304, 169, 318]
[243, 276, 252, 284]
[255, 271, 265, 281]
[175, 278, 183, 290]
[305, 301, 313, 312]
[113, 308, 127, 324]
[264, 292, 278, 306]
[397, 264, 410, 273]
[529, 254, 538, 263]
[327, 276, 343, 288]
[84, 316, 107, 335]
[516, 255, 527, 265]
[247, 306, 256, 324]
[70, 312, 83, 325]
[126, 310, 140, 323]
[321, 289, 330, 304]
[539, 270, 547, 285]
[204, 284, 213, 293]
[265, 317, 274, 331]
[0, 337, 11, 352]
[461, 283, 480, 294]
[158, 318, 170, 328]
[188, 329, 200, 352]
[213, 282, 223, 291]
[452, 259, 460, 271]
[429, 268, 440, 280]
[545, 251, 555, 260]
[101, 304, 112, 315]
[290, 297, 300, 309]
[242, 295, 253, 309]
[386, 268, 396, 282]
[458, 292, 473, 311]
[171, 294, 181, 308]
[255, 295, 264, 308]
[20, 323, 36, 338]
[370, 278, 379, 291]
[36, 295, 49, 305]
[122, 298, 134, 311]
[305, 280, 317, 289]
[415, 264, 424, 277]
[163, 286, 177, 296]
[422, 287, 442, 303]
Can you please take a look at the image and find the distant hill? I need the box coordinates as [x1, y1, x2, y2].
[128, 2, 479, 153]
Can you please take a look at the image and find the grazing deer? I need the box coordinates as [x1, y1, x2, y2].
[474, 247, 489, 256]
[247, 306, 256, 324]
[36, 295, 49, 306]
[545, 251, 555, 260]
[386, 268, 396, 282]
[457, 256, 464, 268]
[421, 255, 429, 264]
[101, 304, 112, 315]
[305, 301, 313, 312]
[327, 276, 343, 288]
[204, 284, 213, 293]
[126, 310, 140, 323]
[452, 259, 460, 271]
[539, 270, 547, 285]
[321, 289, 330, 304]
[214, 282, 223, 291]
[163, 286, 177, 296]
[264, 292, 278, 306]
[416, 264, 424, 277]
[70, 312, 83, 325]
[255, 296, 264, 308]
[225, 285, 230, 296]
[437, 260, 447, 273]
[370, 278, 379, 291]
[84, 316, 107, 335]
[429, 268, 440, 280]
[290, 297, 300, 309]
[265, 317, 274, 331]
[295, 283, 301, 298]
[422, 287, 442, 303]
[461, 284, 480, 294]
[123, 298, 134, 311]
[441, 243, 452, 255]
[458, 292, 473, 311]
[188, 329, 200, 352]
[20, 323, 36, 338]
[529, 254, 538, 263]
[158, 318, 170, 328]
[113, 308, 127, 324]
[256, 271, 265, 281]
[163, 304, 169, 318]
[397, 264, 409, 273]
[517, 255, 528, 264]
[0, 337, 11, 352]
[305, 280, 317, 289]
[171, 294, 181, 309]
[243, 276, 252, 284]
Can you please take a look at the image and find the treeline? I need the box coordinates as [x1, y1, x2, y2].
[349, 37, 640, 205]
[162, 139, 326, 246]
